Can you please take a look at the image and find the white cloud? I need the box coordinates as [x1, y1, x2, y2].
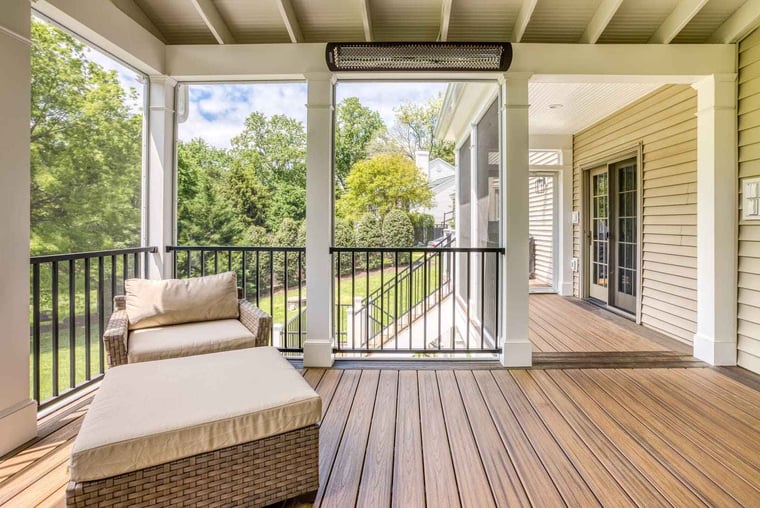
[179, 83, 307, 149]
[336, 82, 448, 128]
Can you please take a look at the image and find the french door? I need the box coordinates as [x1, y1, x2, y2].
[587, 158, 638, 314]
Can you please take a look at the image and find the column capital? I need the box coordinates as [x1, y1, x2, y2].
[304, 71, 334, 83]
[148, 75, 178, 88]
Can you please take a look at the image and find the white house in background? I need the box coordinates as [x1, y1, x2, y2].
[415, 150, 455, 224]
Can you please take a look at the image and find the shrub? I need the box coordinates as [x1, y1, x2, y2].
[384, 210, 415, 247]
[408, 212, 435, 244]
[356, 214, 383, 270]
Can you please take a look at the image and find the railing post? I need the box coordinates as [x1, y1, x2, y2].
[0, 2, 37, 456]
[145, 76, 177, 280]
[303, 73, 335, 367]
[499, 73, 533, 367]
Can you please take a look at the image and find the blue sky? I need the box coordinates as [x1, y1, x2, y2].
[85, 47, 447, 150]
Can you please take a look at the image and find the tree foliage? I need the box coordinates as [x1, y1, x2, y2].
[337, 154, 433, 220]
[335, 97, 385, 190]
[30, 20, 142, 254]
[390, 92, 454, 164]
[382, 210, 415, 247]
[355, 214, 383, 248]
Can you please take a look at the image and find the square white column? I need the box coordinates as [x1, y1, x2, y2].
[0, 0, 37, 455]
[693, 74, 738, 365]
[303, 73, 335, 367]
[146, 76, 177, 279]
[500, 74, 533, 367]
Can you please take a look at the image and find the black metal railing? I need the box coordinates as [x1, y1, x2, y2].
[330, 244, 504, 354]
[30, 246, 157, 408]
[166, 246, 306, 353]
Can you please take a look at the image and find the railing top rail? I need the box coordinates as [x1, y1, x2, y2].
[330, 246, 505, 254]
[31, 246, 158, 264]
[167, 245, 306, 253]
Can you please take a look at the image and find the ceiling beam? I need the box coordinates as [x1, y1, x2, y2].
[649, 0, 709, 44]
[709, 0, 760, 43]
[167, 43, 735, 81]
[511, 0, 538, 42]
[275, 0, 303, 43]
[190, 0, 235, 44]
[579, 0, 623, 44]
[111, 0, 166, 43]
[34, 0, 165, 75]
[359, 0, 373, 41]
[439, 0, 453, 41]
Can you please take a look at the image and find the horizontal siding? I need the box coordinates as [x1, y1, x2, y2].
[738, 28, 760, 374]
[573, 85, 697, 344]
[529, 176, 554, 286]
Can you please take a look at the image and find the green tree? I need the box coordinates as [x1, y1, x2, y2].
[356, 214, 383, 248]
[176, 139, 244, 245]
[337, 154, 433, 220]
[335, 97, 385, 190]
[30, 20, 142, 254]
[334, 218, 355, 275]
[230, 112, 306, 230]
[382, 210, 415, 247]
[391, 92, 454, 163]
[272, 218, 304, 286]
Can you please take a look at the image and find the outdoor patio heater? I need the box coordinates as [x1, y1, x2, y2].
[326, 42, 512, 72]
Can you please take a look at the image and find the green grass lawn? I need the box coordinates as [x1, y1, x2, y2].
[31, 254, 447, 402]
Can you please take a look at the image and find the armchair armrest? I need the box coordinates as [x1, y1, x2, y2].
[239, 300, 272, 347]
[104, 309, 129, 367]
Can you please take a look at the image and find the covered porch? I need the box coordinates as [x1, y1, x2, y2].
[2, 0, 760, 505]
[1, 294, 753, 506]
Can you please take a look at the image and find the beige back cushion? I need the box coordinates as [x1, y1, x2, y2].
[125, 272, 239, 330]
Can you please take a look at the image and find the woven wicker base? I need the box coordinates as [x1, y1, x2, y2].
[65, 425, 319, 507]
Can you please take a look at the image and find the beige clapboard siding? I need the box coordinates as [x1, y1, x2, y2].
[738, 27, 760, 374]
[529, 176, 554, 286]
[572, 84, 697, 343]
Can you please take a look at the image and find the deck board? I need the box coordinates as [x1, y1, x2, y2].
[2, 297, 760, 508]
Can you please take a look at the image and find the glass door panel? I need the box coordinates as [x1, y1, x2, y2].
[589, 168, 609, 302]
[614, 161, 637, 313]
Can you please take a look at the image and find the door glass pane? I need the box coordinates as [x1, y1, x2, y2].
[616, 163, 636, 297]
[591, 173, 608, 288]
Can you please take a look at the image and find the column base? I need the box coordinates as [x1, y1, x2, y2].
[303, 340, 334, 368]
[693, 333, 736, 366]
[0, 399, 37, 456]
[500, 340, 533, 367]
[559, 282, 574, 297]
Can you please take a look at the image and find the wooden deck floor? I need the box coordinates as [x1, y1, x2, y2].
[1, 365, 759, 507]
[529, 294, 686, 353]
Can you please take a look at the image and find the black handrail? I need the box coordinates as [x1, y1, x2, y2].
[30, 246, 157, 408]
[330, 246, 504, 254]
[168, 245, 306, 354]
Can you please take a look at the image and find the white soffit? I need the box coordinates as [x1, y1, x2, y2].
[529, 81, 662, 135]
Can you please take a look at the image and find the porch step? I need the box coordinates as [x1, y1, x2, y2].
[533, 351, 704, 369]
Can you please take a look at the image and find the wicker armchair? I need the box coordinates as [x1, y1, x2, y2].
[103, 292, 272, 368]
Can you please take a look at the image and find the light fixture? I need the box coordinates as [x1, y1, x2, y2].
[325, 42, 512, 72]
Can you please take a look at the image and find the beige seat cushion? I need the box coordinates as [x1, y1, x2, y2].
[127, 319, 254, 363]
[70, 347, 321, 482]
[125, 272, 239, 330]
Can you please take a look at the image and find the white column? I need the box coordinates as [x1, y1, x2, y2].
[303, 73, 334, 367]
[470, 124, 479, 248]
[500, 73, 532, 367]
[692, 74, 738, 365]
[559, 146, 574, 296]
[145, 76, 177, 280]
[0, 0, 37, 455]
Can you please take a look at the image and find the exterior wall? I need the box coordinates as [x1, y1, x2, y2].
[573, 85, 698, 344]
[738, 29, 760, 374]
[529, 175, 554, 286]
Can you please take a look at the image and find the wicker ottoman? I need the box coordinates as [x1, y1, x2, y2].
[65, 347, 321, 507]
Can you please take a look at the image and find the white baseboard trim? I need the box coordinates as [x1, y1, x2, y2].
[0, 398, 37, 456]
[693, 333, 737, 366]
[303, 340, 334, 368]
[500, 340, 533, 367]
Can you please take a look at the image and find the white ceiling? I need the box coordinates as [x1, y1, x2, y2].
[117, 0, 756, 45]
[528, 81, 663, 135]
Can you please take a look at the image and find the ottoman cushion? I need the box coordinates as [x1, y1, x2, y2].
[127, 319, 255, 363]
[69, 347, 321, 482]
